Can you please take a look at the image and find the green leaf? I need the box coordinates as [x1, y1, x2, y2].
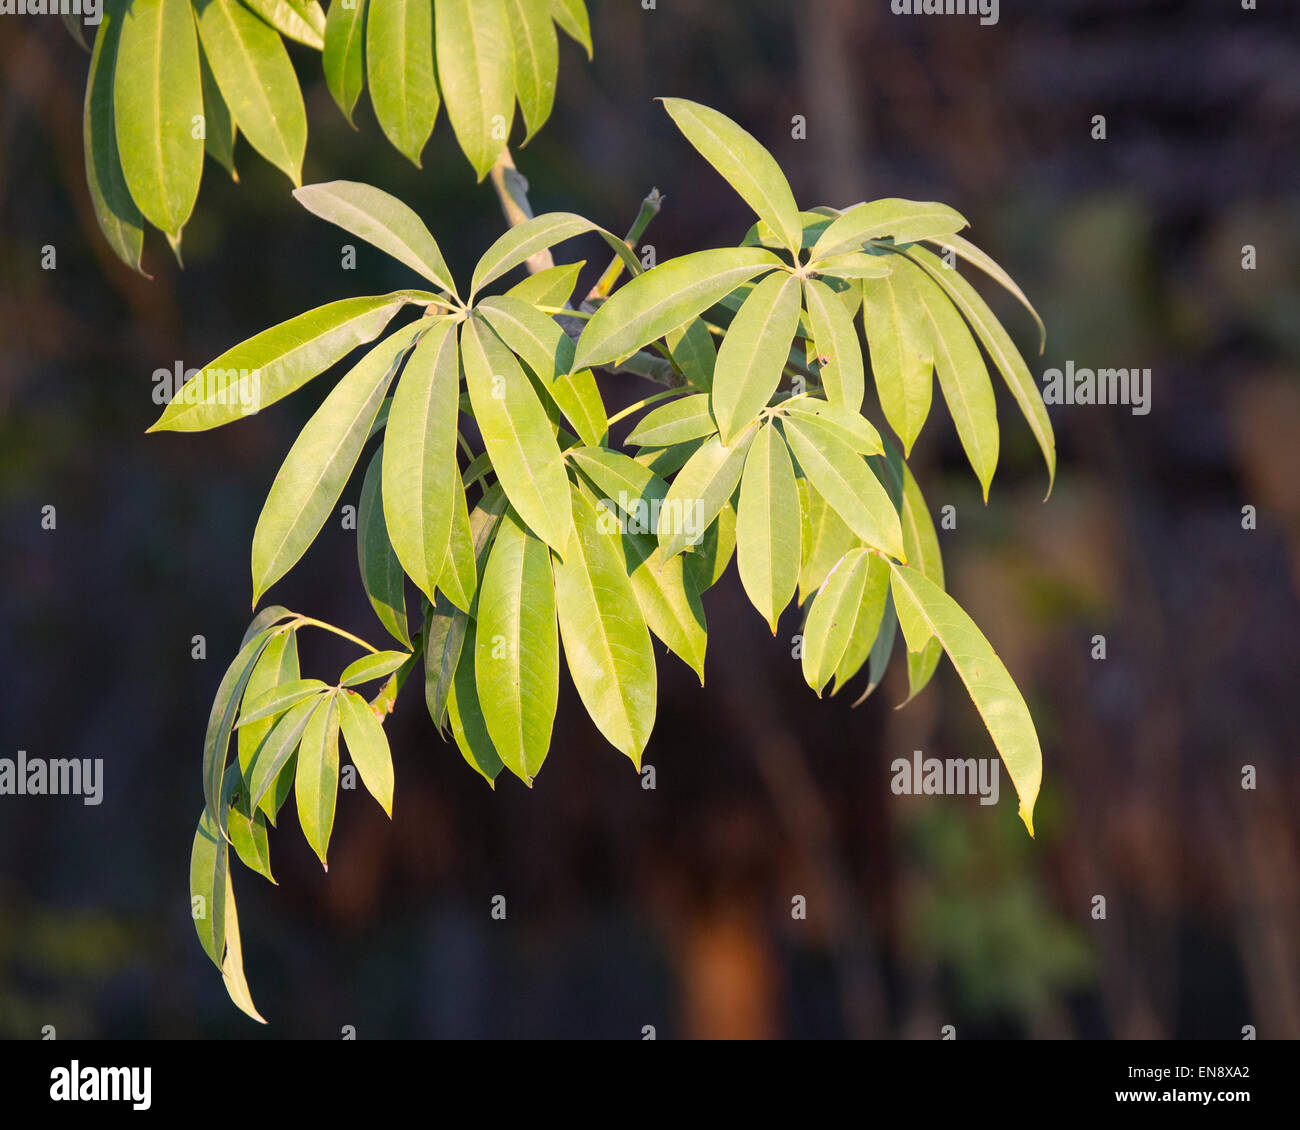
[812, 252, 894, 279]
[218, 867, 266, 1023]
[337, 689, 395, 815]
[550, 0, 591, 56]
[84, 2, 144, 273]
[251, 323, 424, 603]
[470, 213, 639, 298]
[190, 807, 228, 968]
[683, 501, 737, 594]
[227, 799, 275, 884]
[506, 0, 558, 143]
[241, 0, 326, 50]
[423, 593, 467, 734]
[438, 479, 478, 612]
[801, 547, 871, 696]
[888, 563, 1042, 835]
[574, 248, 781, 370]
[199, 47, 238, 180]
[626, 394, 715, 448]
[149, 293, 417, 432]
[194, 0, 306, 186]
[620, 531, 707, 684]
[660, 98, 802, 255]
[829, 552, 890, 694]
[474, 508, 559, 783]
[382, 319, 460, 601]
[296, 691, 340, 867]
[797, 477, 857, 603]
[861, 266, 934, 454]
[736, 424, 801, 633]
[927, 231, 1046, 354]
[567, 446, 668, 530]
[905, 246, 1055, 495]
[477, 294, 608, 447]
[810, 198, 969, 262]
[340, 650, 412, 686]
[461, 316, 574, 555]
[711, 270, 801, 444]
[780, 398, 882, 456]
[240, 605, 295, 646]
[113, 0, 204, 238]
[202, 626, 278, 830]
[237, 627, 297, 773]
[664, 317, 718, 392]
[854, 593, 898, 705]
[803, 276, 865, 411]
[238, 678, 332, 726]
[446, 621, 507, 784]
[294, 181, 457, 294]
[436, 0, 515, 179]
[552, 489, 657, 764]
[357, 445, 411, 648]
[657, 428, 755, 561]
[323, 0, 368, 126]
[506, 260, 584, 307]
[781, 415, 904, 559]
[912, 269, 999, 500]
[247, 693, 324, 810]
[366, 0, 439, 165]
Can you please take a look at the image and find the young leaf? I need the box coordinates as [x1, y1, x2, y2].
[801, 548, 871, 696]
[661, 98, 803, 255]
[357, 445, 412, 647]
[780, 415, 904, 559]
[471, 213, 639, 298]
[888, 563, 1042, 835]
[505, 0, 558, 143]
[84, 0, 144, 272]
[366, 0, 439, 166]
[247, 693, 325, 811]
[550, 0, 591, 57]
[293, 181, 458, 296]
[711, 270, 801, 444]
[241, 0, 326, 50]
[424, 593, 467, 734]
[905, 246, 1055, 495]
[803, 276, 866, 411]
[251, 323, 424, 603]
[460, 316, 575, 555]
[150, 293, 420, 432]
[340, 650, 413, 687]
[323, 0, 368, 127]
[382, 319, 460, 602]
[861, 266, 934, 454]
[296, 691, 341, 867]
[194, 0, 307, 187]
[190, 807, 228, 969]
[574, 248, 782, 370]
[621, 532, 707, 684]
[113, 0, 204, 238]
[338, 691, 395, 815]
[552, 489, 657, 764]
[810, 198, 969, 262]
[736, 424, 801, 634]
[474, 508, 559, 783]
[657, 427, 756, 561]
[626, 394, 716, 448]
[435, 0, 515, 179]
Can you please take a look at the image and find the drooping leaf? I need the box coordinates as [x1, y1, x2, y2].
[801, 547, 871, 696]
[84, 1, 145, 271]
[657, 427, 756, 561]
[780, 415, 904, 559]
[854, 593, 898, 706]
[226, 797, 275, 884]
[251, 322, 425, 603]
[552, 488, 657, 764]
[626, 394, 716, 448]
[190, 807, 228, 968]
[803, 276, 865, 411]
[810, 198, 968, 262]
[202, 626, 277, 830]
[194, 0, 307, 186]
[550, 0, 591, 57]
[797, 476, 857, 603]
[888, 563, 1042, 835]
[829, 552, 890, 694]
[661, 98, 803, 254]
[460, 316, 574, 555]
[683, 501, 737, 594]
[357, 444, 412, 647]
[113, 0, 204, 238]
[340, 650, 412, 686]
[474, 508, 559, 783]
[218, 867, 266, 1023]
[736, 424, 801, 634]
[435, 0, 515, 179]
[199, 48, 238, 179]
[438, 478, 478, 613]
[366, 0, 439, 165]
[574, 248, 781, 370]
[926, 232, 1046, 353]
[296, 690, 340, 866]
[382, 319, 460, 601]
[620, 531, 707, 684]
[323, 0, 368, 126]
[337, 689, 395, 815]
[246, 693, 324, 811]
[446, 620, 506, 784]
[861, 266, 934, 454]
[505, 0, 558, 143]
[423, 593, 467, 734]
[711, 269, 801, 444]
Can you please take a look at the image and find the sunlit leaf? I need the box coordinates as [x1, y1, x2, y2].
[801, 547, 870, 697]
[323, 0, 368, 127]
[357, 445, 411, 647]
[296, 690, 340, 867]
[337, 689, 395, 815]
[340, 650, 412, 686]
[367, 0, 439, 165]
[656, 427, 756, 561]
[862, 266, 934, 454]
[436, 0, 515, 179]
[506, 0, 558, 143]
[810, 198, 968, 261]
[803, 276, 865, 411]
[736, 423, 800, 633]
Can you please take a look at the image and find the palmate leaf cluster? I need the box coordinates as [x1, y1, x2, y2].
[155, 99, 1053, 1021]
[80, 0, 590, 269]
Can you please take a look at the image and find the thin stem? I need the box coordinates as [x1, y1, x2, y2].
[291, 617, 380, 655]
[607, 387, 686, 427]
[586, 188, 662, 302]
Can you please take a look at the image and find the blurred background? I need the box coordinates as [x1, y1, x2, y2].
[1, 0, 1298, 1039]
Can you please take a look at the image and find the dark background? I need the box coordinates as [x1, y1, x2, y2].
[1, 0, 1297, 1039]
